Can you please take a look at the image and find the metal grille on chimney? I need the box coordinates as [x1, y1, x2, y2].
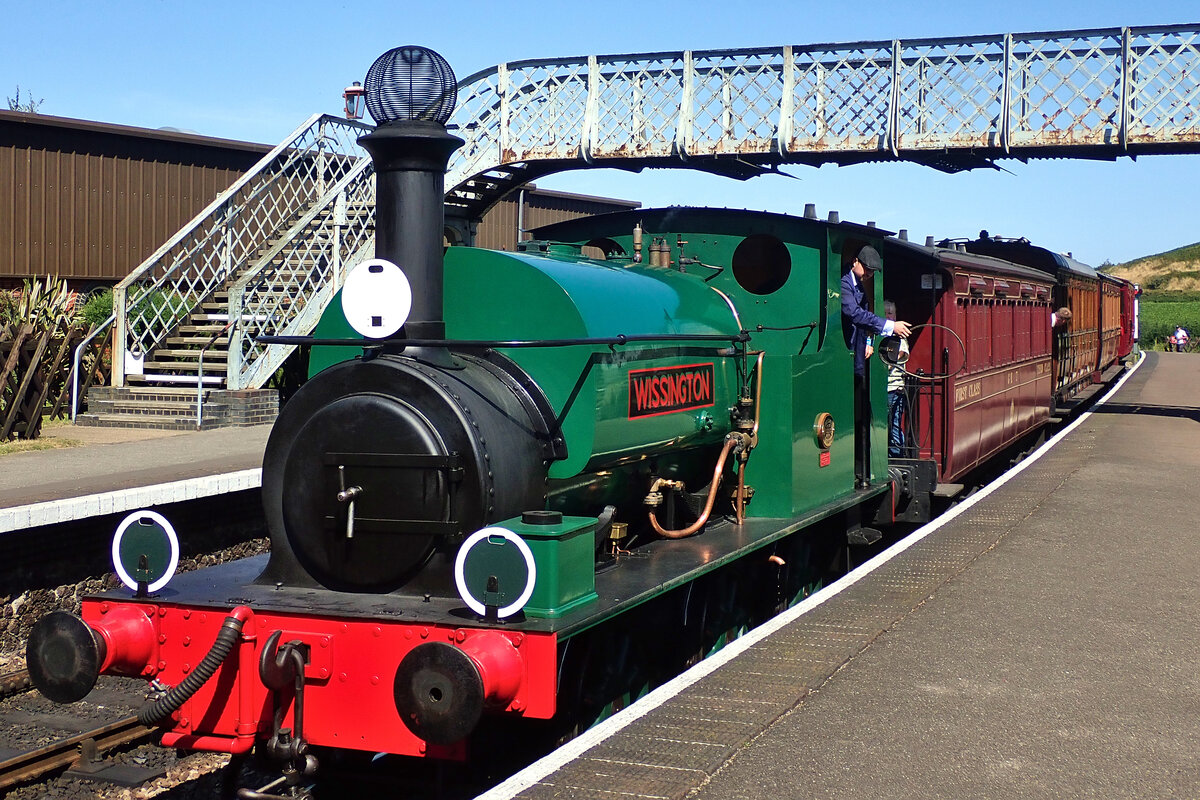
[364, 46, 457, 125]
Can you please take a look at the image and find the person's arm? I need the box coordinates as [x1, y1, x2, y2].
[840, 279, 889, 336]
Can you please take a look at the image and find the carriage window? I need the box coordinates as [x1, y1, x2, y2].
[732, 234, 791, 295]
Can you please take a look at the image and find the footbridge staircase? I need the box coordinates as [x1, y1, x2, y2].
[88, 24, 1200, 428]
[84, 115, 377, 428]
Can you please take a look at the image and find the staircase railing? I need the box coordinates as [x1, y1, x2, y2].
[112, 114, 374, 385]
[225, 161, 376, 390]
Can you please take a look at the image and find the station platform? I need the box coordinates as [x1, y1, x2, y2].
[0, 423, 271, 533]
[485, 350, 1198, 800]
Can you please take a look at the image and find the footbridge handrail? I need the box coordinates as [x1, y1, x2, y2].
[111, 114, 374, 383]
[446, 24, 1200, 217]
[224, 160, 376, 390]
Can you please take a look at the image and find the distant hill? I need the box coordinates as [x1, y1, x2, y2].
[1103, 242, 1200, 291]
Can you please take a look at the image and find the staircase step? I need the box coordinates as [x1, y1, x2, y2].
[91, 398, 228, 418]
[191, 312, 273, 322]
[218, 292, 299, 303]
[80, 387, 278, 429]
[177, 324, 229, 334]
[75, 413, 225, 431]
[140, 362, 229, 374]
[151, 349, 229, 360]
[88, 386, 217, 401]
[103, 157, 369, 415]
[127, 372, 226, 386]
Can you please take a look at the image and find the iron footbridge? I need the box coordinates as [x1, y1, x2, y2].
[109, 24, 1199, 392]
[446, 24, 1200, 220]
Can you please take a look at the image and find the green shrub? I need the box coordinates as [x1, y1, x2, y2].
[0, 289, 17, 329]
[126, 286, 192, 335]
[78, 289, 113, 330]
[2, 276, 72, 332]
[1142, 289, 1200, 303]
[144, 289, 189, 318]
[1123, 241, 1200, 267]
[1143, 272, 1200, 291]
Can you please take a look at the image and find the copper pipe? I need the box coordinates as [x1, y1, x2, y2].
[732, 351, 765, 525]
[649, 436, 739, 539]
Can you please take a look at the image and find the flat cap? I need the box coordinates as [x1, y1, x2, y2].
[857, 245, 882, 271]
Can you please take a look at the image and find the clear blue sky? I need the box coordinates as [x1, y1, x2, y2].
[3, 0, 1197, 266]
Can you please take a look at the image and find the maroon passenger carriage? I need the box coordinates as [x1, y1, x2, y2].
[879, 234, 1136, 507]
[1117, 280, 1140, 360]
[881, 237, 1057, 489]
[960, 236, 1135, 404]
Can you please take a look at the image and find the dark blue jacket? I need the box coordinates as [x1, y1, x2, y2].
[841, 270, 887, 377]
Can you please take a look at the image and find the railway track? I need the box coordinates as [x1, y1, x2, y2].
[0, 714, 155, 792]
[0, 667, 31, 698]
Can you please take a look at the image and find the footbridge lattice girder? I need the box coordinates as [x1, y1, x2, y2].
[445, 24, 1200, 218]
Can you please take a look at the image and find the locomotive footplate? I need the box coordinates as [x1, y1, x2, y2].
[113, 484, 891, 638]
[77, 485, 891, 758]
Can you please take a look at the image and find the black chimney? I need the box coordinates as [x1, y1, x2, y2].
[357, 46, 463, 342]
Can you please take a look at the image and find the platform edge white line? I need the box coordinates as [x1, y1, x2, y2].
[0, 468, 264, 533]
[474, 354, 1144, 800]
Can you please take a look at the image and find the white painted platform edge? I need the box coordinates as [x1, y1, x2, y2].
[476, 354, 1146, 800]
[0, 468, 263, 533]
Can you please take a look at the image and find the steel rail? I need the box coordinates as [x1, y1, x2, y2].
[0, 715, 154, 791]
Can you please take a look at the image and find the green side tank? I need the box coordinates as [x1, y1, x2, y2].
[443, 244, 742, 478]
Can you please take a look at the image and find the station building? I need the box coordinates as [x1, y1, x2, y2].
[0, 108, 637, 291]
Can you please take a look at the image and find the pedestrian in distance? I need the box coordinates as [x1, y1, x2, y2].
[1174, 325, 1190, 352]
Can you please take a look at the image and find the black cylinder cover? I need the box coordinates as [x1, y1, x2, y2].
[260, 353, 546, 593]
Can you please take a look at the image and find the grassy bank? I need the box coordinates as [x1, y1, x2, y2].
[1139, 291, 1200, 348]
